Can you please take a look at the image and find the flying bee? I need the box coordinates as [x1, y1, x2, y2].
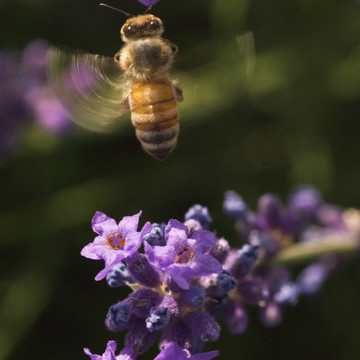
[47, 5, 183, 160]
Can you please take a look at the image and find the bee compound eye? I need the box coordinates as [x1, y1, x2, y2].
[123, 24, 138, 37]
[114, 53, 120, 62]
[170, 44, 178, 54]
[147, 20, 160, 30]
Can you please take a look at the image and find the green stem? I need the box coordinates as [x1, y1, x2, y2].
[275, 232, 360, 266]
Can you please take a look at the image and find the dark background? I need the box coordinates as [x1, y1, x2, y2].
[1, 0, 360, 359]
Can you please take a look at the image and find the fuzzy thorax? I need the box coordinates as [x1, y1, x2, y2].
[118, 38, 174, 81]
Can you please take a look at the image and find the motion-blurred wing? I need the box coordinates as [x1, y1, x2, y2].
[47, 48, 127, 133]
[236, 31, 256, 79]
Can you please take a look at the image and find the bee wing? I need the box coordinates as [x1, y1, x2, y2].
[46, 47, 128, 133]
[236, 31, 256, 79]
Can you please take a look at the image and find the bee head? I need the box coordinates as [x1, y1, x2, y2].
[121, 14, 164, 42]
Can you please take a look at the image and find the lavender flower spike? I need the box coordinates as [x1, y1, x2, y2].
[81, 188, 360, 360]
[154, 341, 219, 360]
[84, 340, 117, 360]
[81, 211, 149, 281]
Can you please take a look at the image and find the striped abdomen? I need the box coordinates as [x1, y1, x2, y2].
[129, 76, 179, 161]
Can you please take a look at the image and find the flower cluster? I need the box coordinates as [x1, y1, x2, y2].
[81, 186, 360, 359]
[0, 40, 70, 157]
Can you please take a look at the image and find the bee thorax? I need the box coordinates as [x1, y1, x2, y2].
[119, 39, 173, 80]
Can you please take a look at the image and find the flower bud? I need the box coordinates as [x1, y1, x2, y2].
[223, 301, 248, 334]
[223, 190, 248, 219]
[184, 204, 212, 229]
[257, 193, 283, 230]
[106, 261, 135, 287]
[180, 286, 206, 308]
[126, 252, 161, 288]
[210, 238, 230, 264]
[143, 223, 166, 246]
[183, 311, 220, 342]
[146, 295, 179, 332]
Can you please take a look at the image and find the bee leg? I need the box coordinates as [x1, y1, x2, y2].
[121, 93, 130, 111]
[172, 81, 183, 102]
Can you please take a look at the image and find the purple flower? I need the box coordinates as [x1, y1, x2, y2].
[180, 286, 206, 307]
[0, 39, 72, 158]
[184, 311, 220, 342]
[81, 211, 150, 280]
[223, 301, 248, 334]
[154, 342, 219, 360]
[259, 301, 283, 328]
[106, 261, 135, 288]
[117, 346, 136, 360]
[237, 277, 270, 305]
[145, 220, 223, 289]
[124, 316, 158, 355]
[297, 259, 334, 295]
[223, 190, 248, 219]
[146, 295, 179, 332]
[273, 282, 299, 306]
[106, 288, 162, 332]
[209, 238, 230, 264]
[138, 0, 160, 6]
[125, 252, 162, 288]
[287, 185, 322, 219]
[143, 222, 166, 246]
[25, 86, 70, 134]
[84, 340, 117, 360]
[257, 193, 283, 230]
[216, 270, 236, 293]
[80, 190, 359, 360]
[22, 40, 71, 134]
[238, 244, 259, 269]
[184, 205, 212, 229]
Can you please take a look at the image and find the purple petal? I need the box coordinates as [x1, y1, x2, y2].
[83, 340, 117, 360]
[166, 264, 193, 289]
[154, 342, 188, 360]
[94, 252, 126, 281]
[80, 240, 105, 260]
[189, 254, 223, 276]
[103, 341, 118, 360]
[118, 211, 142, 237]
[117, 346, 137, 360]
[141, 221, 153, 238]
[123, 232, 142, 255]
[191, 230, 216, 254]
[91, 212, 117, 235]
[83, 348, 101, 360]
[95, 265, 117, 281]
[166, 219, 188, 238]
[166, 226, 188, 250]
[146, 242, 178, 269]
[138, 0, 161, 7]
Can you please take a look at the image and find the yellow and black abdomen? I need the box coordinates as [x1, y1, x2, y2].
[129, 76, 179, 160]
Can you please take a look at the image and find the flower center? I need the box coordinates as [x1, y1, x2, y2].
[108, 233, 125, 250]
[174, 246, 194, 264]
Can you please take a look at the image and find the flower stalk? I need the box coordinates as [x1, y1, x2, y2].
[276, 231, 360, 266]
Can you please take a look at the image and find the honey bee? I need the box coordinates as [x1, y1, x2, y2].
[47, 11, 183, 160]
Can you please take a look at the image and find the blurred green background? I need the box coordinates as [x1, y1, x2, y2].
[1, 0, 360, 359]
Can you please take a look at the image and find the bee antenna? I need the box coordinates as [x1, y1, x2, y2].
[144, 5, 153, 14]
[99, 3, 133, 17]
